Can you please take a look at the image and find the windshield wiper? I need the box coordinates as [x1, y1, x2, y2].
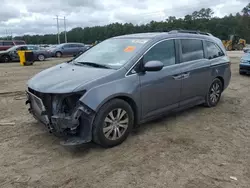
[74, 62, 111, 69]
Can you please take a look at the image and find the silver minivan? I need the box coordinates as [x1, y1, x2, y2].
[26, 30, 231, 147]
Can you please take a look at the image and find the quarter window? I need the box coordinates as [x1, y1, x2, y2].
[143, 40, 176, 67]
[206, 41, 224, 59]
[181, 39, 204, 62]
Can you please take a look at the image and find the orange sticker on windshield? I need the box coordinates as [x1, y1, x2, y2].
[124, 46, 136, 52]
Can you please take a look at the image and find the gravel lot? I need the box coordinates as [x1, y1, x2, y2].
[0, 52, 250, 188]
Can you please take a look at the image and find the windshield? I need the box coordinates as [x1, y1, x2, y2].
[72, 38, 149, 69]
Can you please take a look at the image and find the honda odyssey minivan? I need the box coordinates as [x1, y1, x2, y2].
[26, 30, 231, 147]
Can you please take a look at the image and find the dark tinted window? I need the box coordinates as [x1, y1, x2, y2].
[181, 39, 204, 62]
[144, 40, 176, 67]
[3, 41, 14, 46]
[206, 41, 224, 59]
[16, 46, 27, 51]
[71, 44, 80, 47]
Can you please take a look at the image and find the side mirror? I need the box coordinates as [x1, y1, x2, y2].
[144, 60, 164, 72]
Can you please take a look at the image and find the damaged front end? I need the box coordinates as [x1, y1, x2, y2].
[26, 88, 95, 146]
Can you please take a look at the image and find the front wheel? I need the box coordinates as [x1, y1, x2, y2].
[92, 99, 134, 148]
[1, 55, 11, 63]
[204, 78, 223, 107]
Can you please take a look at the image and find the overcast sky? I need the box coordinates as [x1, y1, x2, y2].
[0, 0, 248, 36]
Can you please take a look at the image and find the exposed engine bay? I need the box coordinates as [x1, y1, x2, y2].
[26, 88, 95, 146]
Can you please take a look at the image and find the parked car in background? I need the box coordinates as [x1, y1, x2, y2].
[0, 45, 51, 63]
[85, 44, 93, 50]
[26, 30, 231, 147]
[239, 52, 250, 75]
[0, 40, 26, 51]
[243, 47, 250, 53]
[48, 43, 88, 57]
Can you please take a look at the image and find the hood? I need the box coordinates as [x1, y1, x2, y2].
[27, 62, 115, 93]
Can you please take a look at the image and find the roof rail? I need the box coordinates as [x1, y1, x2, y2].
[169, 29, 213, 36]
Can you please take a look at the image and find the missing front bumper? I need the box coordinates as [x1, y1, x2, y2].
[26, 91, 95, 146]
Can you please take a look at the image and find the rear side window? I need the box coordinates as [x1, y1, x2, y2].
[27, 46, 39, 50]
[205, 41, 224, 59]
[144, 39, 176, 67]
[3, 41, 14, 46]
[16, 46, 28, 51]
[64, 44, 73, 48]
[181, 39, 204, 62]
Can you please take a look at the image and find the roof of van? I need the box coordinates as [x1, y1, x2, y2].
[113, 30, 215, 41]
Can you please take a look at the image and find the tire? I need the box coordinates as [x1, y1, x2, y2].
[204, 78, 223, 107]
[37, 54, 45, 61]
[1, 55, 11, 63]
[55, 51, 62, 58]
[239, 70, 244, 75]
[92, 99, 134, 148]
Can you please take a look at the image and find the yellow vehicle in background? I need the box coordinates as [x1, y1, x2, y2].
[222, 35, 246, 51]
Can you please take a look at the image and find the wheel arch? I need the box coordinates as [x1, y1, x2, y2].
[96, 95, 139, 126]
[215, 76, 224, 90]
[37, 53, 45, 60]
[55, 51, 62, 56]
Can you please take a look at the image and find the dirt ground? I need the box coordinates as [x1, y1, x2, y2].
[0, 52, 250, 188]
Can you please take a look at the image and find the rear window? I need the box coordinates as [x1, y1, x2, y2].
[181, 39, 204, 62]
[3, 41, 14, 46]
[205, 41, 224, 59]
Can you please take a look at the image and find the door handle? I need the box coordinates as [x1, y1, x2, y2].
[172, 74, 183, 80]
[182, 72, 190, 79]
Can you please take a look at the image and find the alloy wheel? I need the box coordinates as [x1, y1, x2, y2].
[103, 108, 129, 140]
[210, 82, 221, 103]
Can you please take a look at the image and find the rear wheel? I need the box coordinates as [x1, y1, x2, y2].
[37, 54, 45, 61]
[55, 51, 62, 58]
[92, 99, 134, 148]
[204, 78, 223, 107]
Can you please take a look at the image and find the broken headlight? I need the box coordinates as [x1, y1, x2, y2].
[52, 90, 86, 115]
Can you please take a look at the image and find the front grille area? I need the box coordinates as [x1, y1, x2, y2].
[28, 88, 53, 118]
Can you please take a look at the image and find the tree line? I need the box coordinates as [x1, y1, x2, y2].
[4, 3, 250, 44]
